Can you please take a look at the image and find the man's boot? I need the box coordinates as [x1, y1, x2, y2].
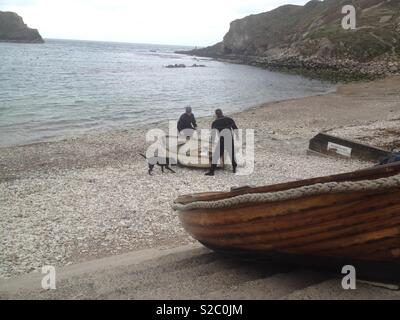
[205, 164, 217, 176]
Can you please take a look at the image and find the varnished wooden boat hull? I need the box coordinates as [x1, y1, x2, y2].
[175, 163, 400, 264]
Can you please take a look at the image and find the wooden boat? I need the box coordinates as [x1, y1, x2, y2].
[309, 132, 391, 162]
[174, 162, 400, 277]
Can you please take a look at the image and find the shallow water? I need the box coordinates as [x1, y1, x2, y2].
[0, 39, 333, 147]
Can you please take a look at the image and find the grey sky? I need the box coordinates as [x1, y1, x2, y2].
[1, 0, 311, 46]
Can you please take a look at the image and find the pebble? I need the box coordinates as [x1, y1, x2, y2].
[1, 85, 399, 280]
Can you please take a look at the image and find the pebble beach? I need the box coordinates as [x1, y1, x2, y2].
[1, 76, 399, 280]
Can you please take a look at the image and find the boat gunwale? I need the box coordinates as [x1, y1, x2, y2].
[175, 162, 400, 205]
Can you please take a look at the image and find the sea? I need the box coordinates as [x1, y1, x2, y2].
[0, 39, 334, 147]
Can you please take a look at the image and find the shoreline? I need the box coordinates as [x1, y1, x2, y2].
[208, 55, 392, 83]
[0, 76, 336, 150]
[1, 75, 399, 279]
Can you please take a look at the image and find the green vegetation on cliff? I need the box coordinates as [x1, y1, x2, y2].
[179, 0, 400, 82]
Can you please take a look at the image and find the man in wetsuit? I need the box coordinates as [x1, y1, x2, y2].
[177, 106, 197, 133]
[205, 109, 238, 176]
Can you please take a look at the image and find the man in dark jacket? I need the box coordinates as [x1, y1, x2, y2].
[177, 106, 197, 133]
[205, 109, 238, 176]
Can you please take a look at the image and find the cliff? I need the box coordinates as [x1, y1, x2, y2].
[0, 11, 44, 43]
[178, 0, 400, 81]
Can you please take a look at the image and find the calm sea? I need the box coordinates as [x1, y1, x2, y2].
[0, 39, 333, 147]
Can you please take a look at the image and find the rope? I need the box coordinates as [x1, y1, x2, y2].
[172, 174, 400, 211]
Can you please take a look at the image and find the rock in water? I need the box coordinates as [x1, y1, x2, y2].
[0, 11, 44, 43]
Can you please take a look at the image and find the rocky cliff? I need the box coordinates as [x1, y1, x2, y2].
[0, 11, 44, 43]
[178, 0, 400, 81]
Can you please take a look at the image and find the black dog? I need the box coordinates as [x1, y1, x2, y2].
[139, 153, 176, 175]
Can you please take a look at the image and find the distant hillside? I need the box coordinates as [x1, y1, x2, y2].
[178, 0, 400, 81]
[0, 11, 44, 43]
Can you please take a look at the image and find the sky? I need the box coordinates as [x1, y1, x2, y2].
[1, 0, 311, 46]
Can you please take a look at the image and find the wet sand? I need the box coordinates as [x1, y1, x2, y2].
[0, 75, 399, 280]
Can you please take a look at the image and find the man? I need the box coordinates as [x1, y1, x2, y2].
[177, 106, 197, 133]
[205, 109, 238, 176]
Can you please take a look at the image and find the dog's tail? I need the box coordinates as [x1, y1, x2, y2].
[139, 153, 147, 160]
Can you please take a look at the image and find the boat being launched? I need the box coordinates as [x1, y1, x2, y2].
[160, 135, 244, 169]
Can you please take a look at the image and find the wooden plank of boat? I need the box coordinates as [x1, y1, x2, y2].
[173, 162, 400, 269]
[309, 132, 392, 162]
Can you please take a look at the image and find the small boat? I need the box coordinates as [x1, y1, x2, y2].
[161, 135, 241, 169]
[178, 136, 214, 169]
[158, 135, 213, 168]
[309, 132, 391, 162]
[173, 163, 400, 277]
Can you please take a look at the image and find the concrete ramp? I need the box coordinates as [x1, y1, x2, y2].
[1, 244, 399, 300]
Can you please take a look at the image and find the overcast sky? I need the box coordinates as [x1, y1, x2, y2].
[1, 0, 311, 46]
